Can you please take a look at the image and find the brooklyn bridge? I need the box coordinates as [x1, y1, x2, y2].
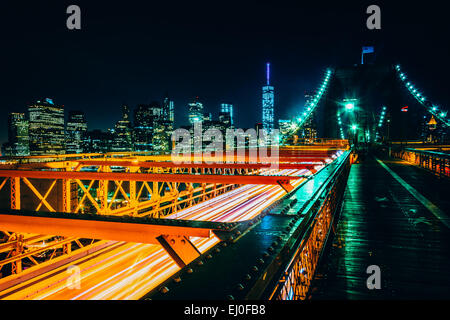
[0, 63, 448, 300]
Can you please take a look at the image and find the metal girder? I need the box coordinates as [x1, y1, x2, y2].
[0, 240, 115, 292]
[0, 213, 212, 244]
[0, 236, 78, 269]
[277, 180, 294, 193]
[156, 235, 201, 268]
[0, 170, 302, 185]
[10, 177, 20, 210]
[73, 160, 320, 170]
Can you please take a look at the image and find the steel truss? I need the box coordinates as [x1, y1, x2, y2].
[0, 231, 96, 276]
[0, 144, 348, 280]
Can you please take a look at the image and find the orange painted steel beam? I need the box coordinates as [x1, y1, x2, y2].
[0, 214, 212, 244]
[75, 160, 321, 170]
[156, 235, 201, 268]
[0, 170, 302, 184]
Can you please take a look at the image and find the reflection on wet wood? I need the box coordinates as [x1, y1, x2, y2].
[309, 156, 450, 300]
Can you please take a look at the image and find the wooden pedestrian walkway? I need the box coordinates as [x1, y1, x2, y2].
[309, 155, 450, 299]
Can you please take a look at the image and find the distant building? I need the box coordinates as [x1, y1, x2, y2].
[153, 111, 173, 153]
[133, 101, 169, 152]
[134, 104, 157, 151]
[203, 112, 212, 122]
[422, 115, 447, 143]
[278, 119, 292, 136]
[201, 120, 224, 151]
[112, 105, 133, 152]
[262, 63, 274, 134]
[218, 112, 232, 130]
[188, 98, 204, 124]
[2, 112, 30, 156]
[158, 94, 175, 152]
[83, 129, 114, 153]
[28, 98, 65, 155]
[163, 94, 175, 124]
[220, 103, 234, 126]
[152, 120, 173, 152]
[301, 90, 318, 140]
[66, 111, 88, 154]
[255, 122, 264, 146]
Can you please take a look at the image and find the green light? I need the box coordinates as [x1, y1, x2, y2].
[345, 103, 355, 110]
[351, 124, 358, 131]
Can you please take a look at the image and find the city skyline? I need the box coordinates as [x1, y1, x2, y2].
[0, 62, 270, 151]
[1, 1, 449, 145]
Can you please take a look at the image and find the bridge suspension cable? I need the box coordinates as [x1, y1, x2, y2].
[336, 112, 345, 139]
[296, 68, 333, 129]
[374, 105, 388, 140]
[281, 68, 333, 143]
[395, 65, 449, 127]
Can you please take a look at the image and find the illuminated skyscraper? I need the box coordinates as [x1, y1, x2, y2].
[262, 63, 274, 134]
[28, 98, 65, 155]
[2, 112, 30, 156]
[66, 111, 88, 154]
[220, 103, 234, 126]
[153, 97, 173, 152]
[188, 98, 204, 124]
[302, 90, 317, 140]
[163, 94, 175, 124]
[113, 105, 133, 152]
[219, 112, 232, 129]
[133, 102, 161, 151]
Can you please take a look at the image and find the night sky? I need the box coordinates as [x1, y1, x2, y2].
[1, 0, 449, 144]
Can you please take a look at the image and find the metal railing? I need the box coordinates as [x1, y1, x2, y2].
[267, 151, 351, 300]
[391, 148, 450, 178]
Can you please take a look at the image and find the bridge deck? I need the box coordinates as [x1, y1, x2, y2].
[309, 155, 450, 299]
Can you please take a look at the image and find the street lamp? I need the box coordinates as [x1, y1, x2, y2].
[345, 103, 355, 111]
